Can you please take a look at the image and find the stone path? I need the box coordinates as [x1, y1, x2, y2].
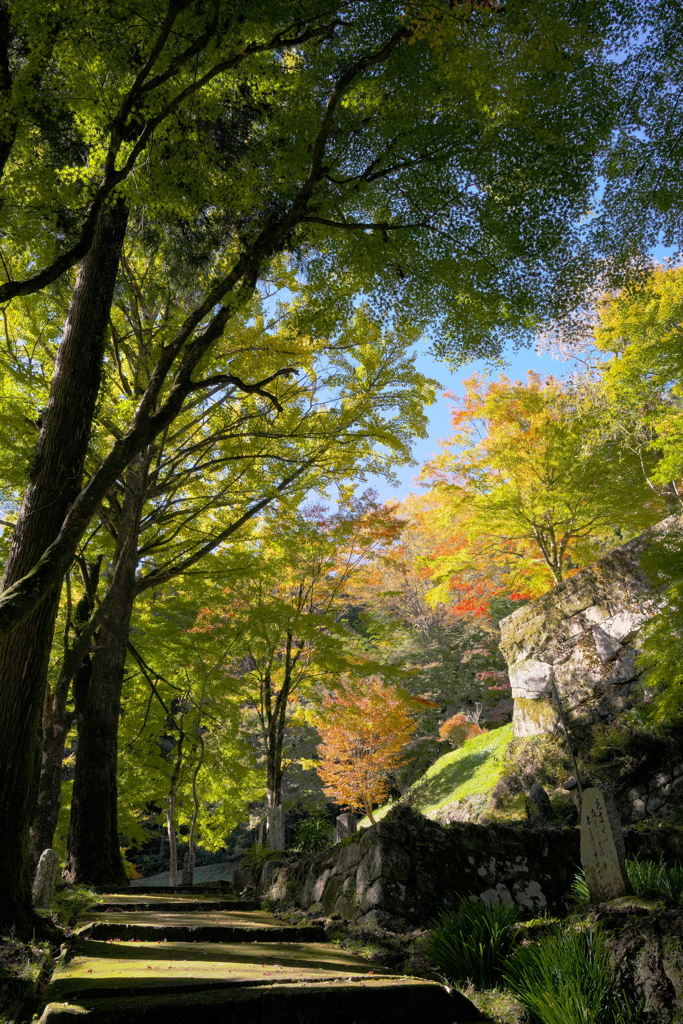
[38, 886, 483, 1022]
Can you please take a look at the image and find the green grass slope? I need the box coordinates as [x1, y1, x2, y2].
[360, 723, 514, 827]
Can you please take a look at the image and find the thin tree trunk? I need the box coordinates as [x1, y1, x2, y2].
[167, 790, 178, 887]
[28, 686, 76, 873]
[0, 201, 127, 932]
[63, 454, 147, 886]
[265, 690, 287, 850]
[363, 796, 377, 826]
[182, 732, 204, 885]
[264, 640, 298, 851]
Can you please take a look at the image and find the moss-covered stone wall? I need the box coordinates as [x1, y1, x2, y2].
[263, 808, 683, 930]
[268, 805, 582, 926]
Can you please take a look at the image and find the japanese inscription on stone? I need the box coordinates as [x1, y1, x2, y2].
[580, 787, 630, 902]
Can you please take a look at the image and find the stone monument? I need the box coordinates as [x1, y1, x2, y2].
[580, 787, 630, 901]
[32, 848, 60, 909]
[527, 782, 553, 822]
[335, 812, 357, 842]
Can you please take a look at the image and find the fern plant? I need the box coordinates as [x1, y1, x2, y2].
[425, 899, 519, 989]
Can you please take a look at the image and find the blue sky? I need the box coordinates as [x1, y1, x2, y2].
[370, 237, 681, 505]
[368, 343, 578, 503]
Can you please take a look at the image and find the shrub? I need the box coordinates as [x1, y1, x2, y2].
[425, 899, 519, 989]
[120, 847, 142, 880]
[504, 925, 641, 1024]
[292, 813, 335, 853]
[242, 844, 286, 870]
[498, 736, 571, 797]
[50, 884, 101, 928]
[439, 714, 486, 749]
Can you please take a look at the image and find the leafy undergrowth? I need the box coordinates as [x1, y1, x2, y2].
[328, 923, 434, 977]
[47, 884, 101, 929]
[425, 900, 519, 989]
[329, 919, 531, 1021]
[359, 724, 513, 826]
[463, 985, 529, 1024]
[0, 937, 53, 1021]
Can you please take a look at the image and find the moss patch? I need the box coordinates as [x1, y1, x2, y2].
[464, 985, 528, 1024]
[360, 725, 514, 826]
[48, 938, 391, 998]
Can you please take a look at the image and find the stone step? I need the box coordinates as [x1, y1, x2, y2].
[40, 938, 483, 1022]
[98, 897, 260, 914]
[95, 883, 234, 896]
[50, 937, 395, 996]
[39, 984, 483, 1024]
[77, 909, 326, 944]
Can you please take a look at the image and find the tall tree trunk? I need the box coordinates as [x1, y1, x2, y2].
[0, 201, 127, 932]
[266, 735, 285, 850]
[29, 560, 101, 871]
[63, 454, 147, 886]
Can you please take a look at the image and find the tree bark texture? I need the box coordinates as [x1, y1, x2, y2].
[28, 684, 76, 874]
[0, 201, 127, 931]
[64, 454, 147, 886]
[29, 559, 100, 871]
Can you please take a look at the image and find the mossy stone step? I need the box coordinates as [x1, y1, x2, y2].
[98, 898, 259, 914]
[49, 937, 395, 997]
[39, 977, 483, 1023]
[95, 884, 233, 896]
[77, 909, 326, 944]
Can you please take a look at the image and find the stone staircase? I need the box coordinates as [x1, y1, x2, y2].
[37, 885, 484, 1022]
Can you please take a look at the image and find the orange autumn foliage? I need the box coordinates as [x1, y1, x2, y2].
[315, 676, 419, 823]
[438, 713, 487, 748]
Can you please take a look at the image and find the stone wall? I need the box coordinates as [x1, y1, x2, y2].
[268, 804, 582, 926]
[498, 516, 682, 742]
[259, 807, 683, 929]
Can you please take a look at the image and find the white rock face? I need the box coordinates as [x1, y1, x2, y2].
[498, 515, 681, 740]
[508, 659, 553, 699]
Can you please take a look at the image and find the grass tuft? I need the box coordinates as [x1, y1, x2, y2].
[425, 898, 519, 989]
[571, 857, 683, 905]
[504, 925, 641, 1024]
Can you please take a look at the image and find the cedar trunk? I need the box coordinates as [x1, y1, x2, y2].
[0, 202, 127, 932]
[64, 456, 147, 885]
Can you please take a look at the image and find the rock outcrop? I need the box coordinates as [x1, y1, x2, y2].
[498, 517, 681, 741]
